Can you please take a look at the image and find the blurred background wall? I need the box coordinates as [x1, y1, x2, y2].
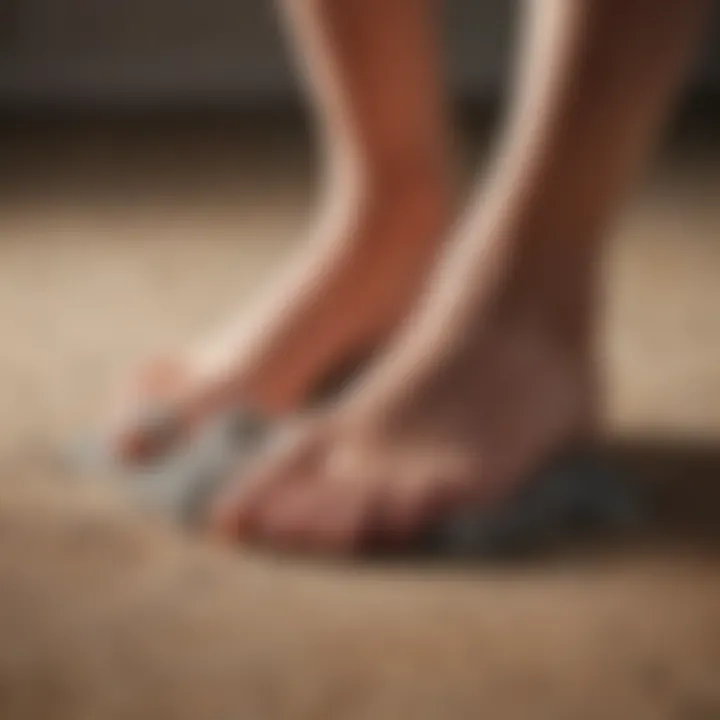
[1, 0, 719, 107]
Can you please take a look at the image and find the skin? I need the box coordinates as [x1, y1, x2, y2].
[209, 0, 712, 554]
[116, 0, 454, 459]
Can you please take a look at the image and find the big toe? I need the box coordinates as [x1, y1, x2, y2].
[207, 421, 328, 541]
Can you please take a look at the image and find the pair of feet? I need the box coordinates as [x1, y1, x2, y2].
[115, 177, 596, 555]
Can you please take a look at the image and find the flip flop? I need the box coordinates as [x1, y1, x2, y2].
[417, 447, 642, 558]
[66, 407, 269, 525]
[67, 407, 642, 557]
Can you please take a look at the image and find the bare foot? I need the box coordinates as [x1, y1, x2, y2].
[209, 252, 598, 555]
[114, 174, 450, 460]
[205, 0, 710, 556]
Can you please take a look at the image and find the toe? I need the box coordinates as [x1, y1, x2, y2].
[303, 481, 375, 555]
[377, 478, 436, 547]
[253, 480, 317, 550]
[258, 478, 373, 555]
[374, 459, 478, 549]
[207, 422, 325, 541]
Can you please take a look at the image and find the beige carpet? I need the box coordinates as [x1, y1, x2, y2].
[0, 114, 718, 719]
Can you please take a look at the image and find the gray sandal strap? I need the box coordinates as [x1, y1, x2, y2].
[68, 409, 271, 525]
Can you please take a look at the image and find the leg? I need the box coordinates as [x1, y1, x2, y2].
[117, 0, 452, 455]
[212, 0, 712, 553]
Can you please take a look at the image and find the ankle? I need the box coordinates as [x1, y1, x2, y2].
[494, 264, 598, 371]
[368, 153, 452, 206]
[326, 148, 453, 225]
